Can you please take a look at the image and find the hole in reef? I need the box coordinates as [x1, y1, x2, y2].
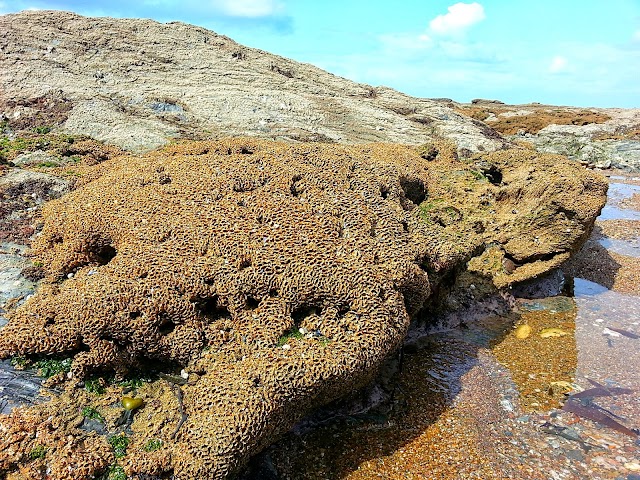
[380, 186, 390, 199]
[98, 334, 131, 348]
[129, 311, 141, 320]
[158, 317, 176, 335]
[240, 147, 253, 154]
[238, 257, 252, 270]
[399, 177, 427, 205]
[195, 297, 230, 321]
[94, 244, 117, 265]
[475, 163, 503, 185]
[484, 165, 503, 185]
[290, 175, 303, 197]
[401, 220, 409, 232]
[291, 305, 320, 325]
[246, 296, 260, 310]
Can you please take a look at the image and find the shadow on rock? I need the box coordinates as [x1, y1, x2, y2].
[562, 225, 621, 290]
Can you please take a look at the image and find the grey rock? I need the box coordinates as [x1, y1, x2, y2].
[12, 150, 60, 167]
[511, 269, 566, 299]
[0, 11, 507, 155]
[0, 242, 36, 327]
[565, 449, 584, 461]
[81, 417, 108, 435]
[507, 107, 640, 171]
[472, 98, 505, 105]
[0, 168, 70, 197]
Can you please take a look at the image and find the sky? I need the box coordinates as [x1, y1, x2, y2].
[1, 0, 640, 108]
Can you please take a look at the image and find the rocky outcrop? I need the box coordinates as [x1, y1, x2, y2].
[525, 115, 640, 171]
[0, 11, 507, 154]
[457, 103, 640, 171]
[0, 138, 607, 479]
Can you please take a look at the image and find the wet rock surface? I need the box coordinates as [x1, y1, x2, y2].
[0, 360, 44, 415]
[0, 166, 70, 422]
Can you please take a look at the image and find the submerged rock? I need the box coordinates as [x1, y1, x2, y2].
[0, 138, 606, 479]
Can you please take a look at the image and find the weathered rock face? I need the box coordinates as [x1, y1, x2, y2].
[526, 117, 640, 171]
[456, 103, 640, 171]
[0, 138, 607, 479]
[0, 11, 507, 154]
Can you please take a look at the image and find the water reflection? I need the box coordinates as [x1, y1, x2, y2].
[572, 278, 640, 392]
[598, 237, 640, 257]
[599, 183, 640, 221]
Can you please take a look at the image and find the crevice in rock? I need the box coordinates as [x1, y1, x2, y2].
[399, 176, 427, 206]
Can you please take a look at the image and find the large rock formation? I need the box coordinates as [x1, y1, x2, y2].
[0, 138, 607, 479]
[0, 10, 506, 154]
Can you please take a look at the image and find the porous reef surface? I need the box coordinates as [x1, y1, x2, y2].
[0, 138, 606, 479]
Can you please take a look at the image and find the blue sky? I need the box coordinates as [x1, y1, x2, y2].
[2, 0, 640, 107]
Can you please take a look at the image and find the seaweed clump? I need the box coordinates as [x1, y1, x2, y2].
[0, 138, 607, 479]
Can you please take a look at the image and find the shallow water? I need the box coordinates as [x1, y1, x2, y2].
[598, 205, 640, 221]
[573, 278, 640, 390]
[598, 237, 640, 257]
[599, 183, 640, 220]
[607, 182, 640, 202]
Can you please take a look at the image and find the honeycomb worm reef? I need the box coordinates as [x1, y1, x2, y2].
[0, 139, 607, 479]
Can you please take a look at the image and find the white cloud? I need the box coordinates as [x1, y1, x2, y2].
[214, 0, 282, 18]
[548, 55, 568, 73]
[429, 2, 485, 36]
[633, 30, 640, 42]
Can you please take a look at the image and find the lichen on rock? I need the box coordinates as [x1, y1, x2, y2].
[0, 138, 607, 479]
